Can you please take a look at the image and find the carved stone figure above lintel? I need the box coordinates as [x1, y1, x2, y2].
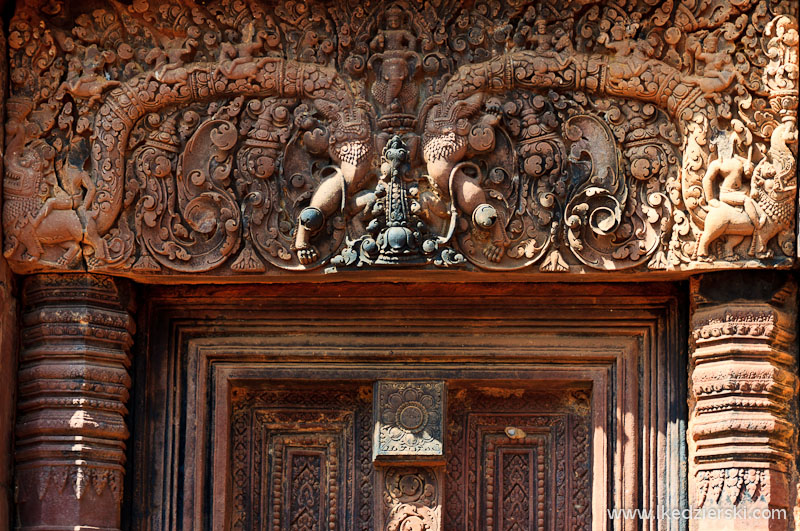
[3, 1, 797, 278]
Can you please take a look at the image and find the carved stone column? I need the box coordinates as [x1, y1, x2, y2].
[14, 274, 134, 530]
[689, 272, 797, 530]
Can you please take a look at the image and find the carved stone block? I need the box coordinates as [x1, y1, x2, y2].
[14, 274, 134, 531]
[2, 1, 796, 278]
[373, 381, 445, 463]
[689, 272, 797, 530]
[230, 386, 372, 530]
[376, 467, 442, 531]
[446, 387, 592, 530]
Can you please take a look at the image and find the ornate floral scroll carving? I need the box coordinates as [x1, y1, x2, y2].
[3, 0, 797, 276]
[378, 467, 441, 531]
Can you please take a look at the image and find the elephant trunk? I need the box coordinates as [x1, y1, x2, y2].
[386, 75, 404, 103]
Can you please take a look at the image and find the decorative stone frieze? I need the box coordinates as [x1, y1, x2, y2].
[689, 272, 797, 530]
[2, 0, 797, 278]
[373, 381, 445, 530]
[14, 274, 134, 531]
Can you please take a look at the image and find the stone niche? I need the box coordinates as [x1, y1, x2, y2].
[2, 0, 797, 280]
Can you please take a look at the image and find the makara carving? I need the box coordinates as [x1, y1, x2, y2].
[3, 0, 798, 276]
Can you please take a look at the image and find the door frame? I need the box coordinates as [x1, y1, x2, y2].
[128, 282, 687, 530]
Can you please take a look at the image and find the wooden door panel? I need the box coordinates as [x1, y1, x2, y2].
[230, 387, 373, 530]
[446, 387, 591, 531]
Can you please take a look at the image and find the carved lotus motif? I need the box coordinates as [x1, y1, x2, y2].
[375, 381, 444, 459]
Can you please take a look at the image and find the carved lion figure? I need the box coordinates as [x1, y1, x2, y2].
[3, 108, 84, 267]
[697, 121, 797, 260]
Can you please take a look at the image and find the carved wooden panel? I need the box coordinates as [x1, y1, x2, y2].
[229, 386, 372, 530]
[3, 0, 797, 278]
[446, 387, 591, 530]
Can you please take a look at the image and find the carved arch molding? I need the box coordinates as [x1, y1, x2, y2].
[2, 0, 798, 278]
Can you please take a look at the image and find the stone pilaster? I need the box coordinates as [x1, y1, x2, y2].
[0, 17, 16, 531]
[689, 272, 797, 530]
[14, 274, 134, 531]
[373, 381, 445, 531]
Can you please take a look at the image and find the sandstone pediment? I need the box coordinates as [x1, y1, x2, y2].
[3, 0, 797, 279]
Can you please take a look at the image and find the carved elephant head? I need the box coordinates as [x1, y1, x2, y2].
[368, 52, 419, 108]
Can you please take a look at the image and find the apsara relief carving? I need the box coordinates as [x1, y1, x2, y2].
[3, 0, 798, 276]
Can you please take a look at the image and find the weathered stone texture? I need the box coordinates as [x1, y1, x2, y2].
[0, 20, 18, 531]
[14, 274, 134, 531]
[1, 0, 797, 279]
[689, 271, 798, 530]
[0, 258, 17, 531]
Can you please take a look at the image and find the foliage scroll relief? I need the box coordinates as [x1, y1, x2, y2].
[3, 0, 798, 277]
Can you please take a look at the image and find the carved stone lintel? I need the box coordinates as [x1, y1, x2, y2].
[373, 381, 445, 463]
[14, 274, 134, 531]
[3, 2, 796, 277]
[689, 272, 797, 530]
